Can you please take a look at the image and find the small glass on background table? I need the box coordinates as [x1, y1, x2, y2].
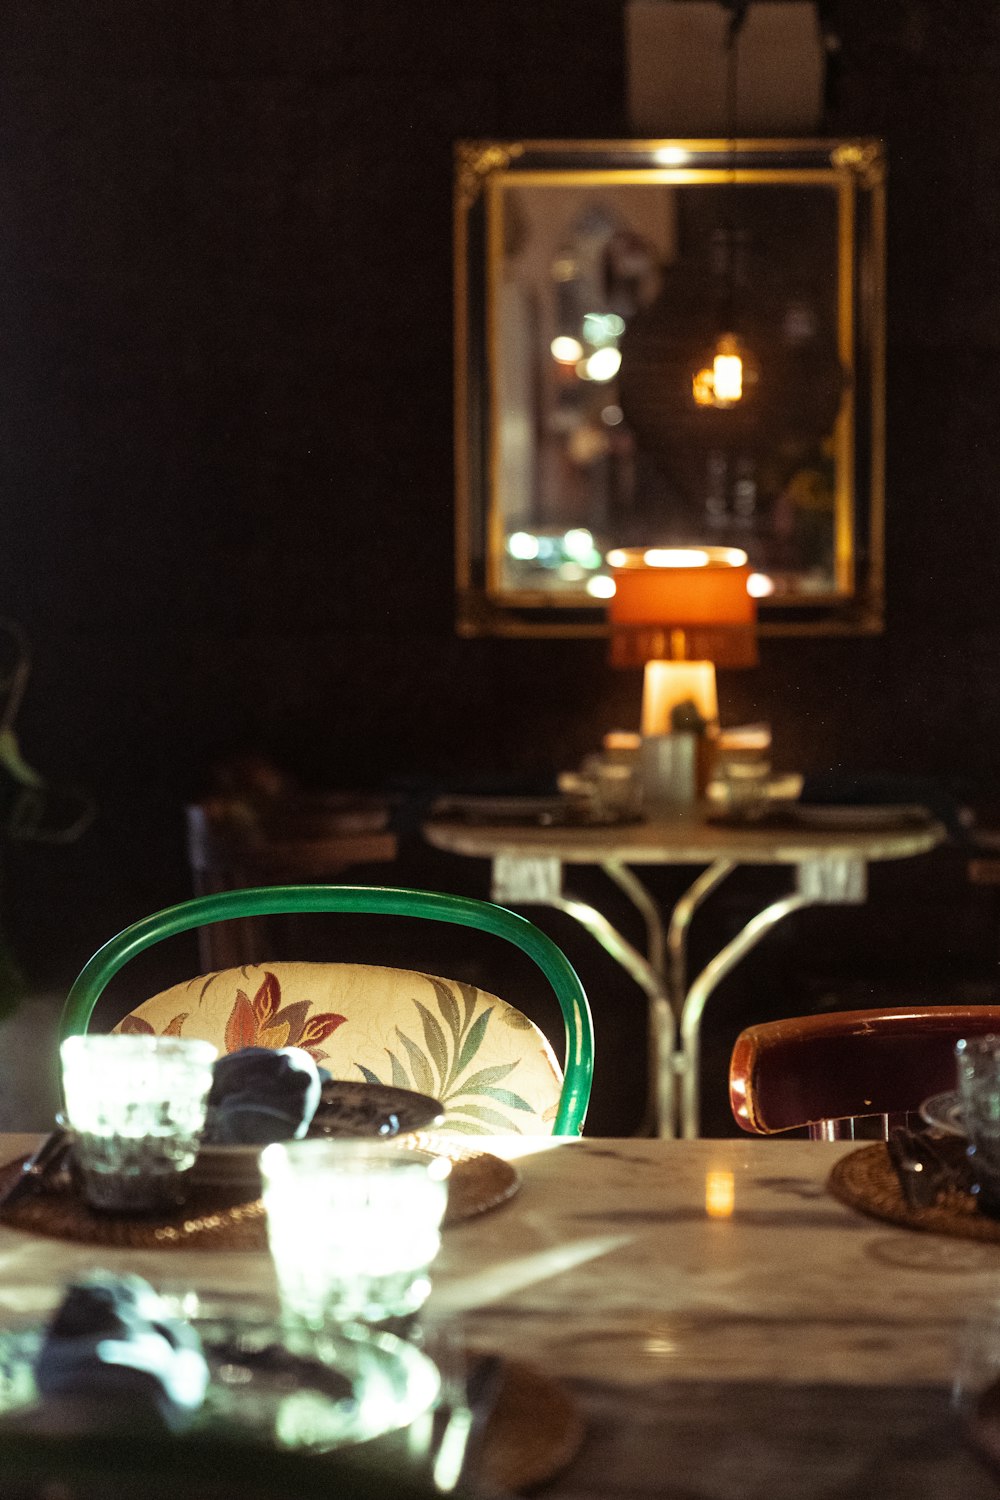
[261, 1140, 451, 1328]
[59, 1033, 217, 1214]
[955, 1034, 1000, 1217]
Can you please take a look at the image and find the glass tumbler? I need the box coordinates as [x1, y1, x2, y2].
[261, 1140, 451, 1327]
[956, 1034, 1000, 1216]
[60, 1034, 218, 1214]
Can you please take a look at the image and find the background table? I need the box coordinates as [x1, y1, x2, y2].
[0, 1135, 995, 1499]
[424, 812, 945, 1137]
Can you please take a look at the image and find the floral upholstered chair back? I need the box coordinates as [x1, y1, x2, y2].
[115, 961, 563, 1136]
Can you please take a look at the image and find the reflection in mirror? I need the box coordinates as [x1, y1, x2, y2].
[455, 140, 886, 638]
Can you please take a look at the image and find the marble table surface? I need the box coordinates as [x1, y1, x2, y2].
[424, 808, 945, 866]
[0, 1134, 997, 1498]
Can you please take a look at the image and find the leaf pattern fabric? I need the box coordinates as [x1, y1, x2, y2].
[358, 980, 542, 1135]
[120, 972, 345, 1064]
[114, 961, 562, 1136]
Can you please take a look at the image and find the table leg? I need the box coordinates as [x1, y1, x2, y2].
[676, 858, 868, 1138]
[553, 893, 676, 1139]
[491, 857, 676, 1136]
[666, 860, 736, 1014]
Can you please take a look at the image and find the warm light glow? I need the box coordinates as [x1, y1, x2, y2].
[607, 545, 758, 671]
[713, 350, 743, 402]
[644, 1335, 678, 1355]
[563, 527, 595, 562]
[603, 730, 642, 752]
[644, 548, 710, 568]
[583, 347, 622, 382]
[705, 1170, 735, 1220]
[551, 335, 584, 363]
[747, 571, 775, 598]
[692, 334, 753, 409]
[507, 531, 540, 561]
[718, 723, 771, 753]
[586, 575, 616, 599]
[653, 147, 689, 165]
[692, 366, 716, 407]
[641, 660, 718, 735]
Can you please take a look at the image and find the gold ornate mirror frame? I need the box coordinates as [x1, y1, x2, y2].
[454, 138, 886, 639]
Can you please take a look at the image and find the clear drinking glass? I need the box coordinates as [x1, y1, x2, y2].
[260, 1140, 451, 1327]
[60, 1034, 218, 1214]
[955, 1034, 1000, 1216]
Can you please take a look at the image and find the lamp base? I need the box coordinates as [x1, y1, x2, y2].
[639, 734, 699, 811]
[641, 660, 718, 737]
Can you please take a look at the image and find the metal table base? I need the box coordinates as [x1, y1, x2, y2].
[491, 852, 869, 1138]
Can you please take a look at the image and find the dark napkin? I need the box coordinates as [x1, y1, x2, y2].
[33, 1272, 208, 1433]
[204, 1045, 328, 1145]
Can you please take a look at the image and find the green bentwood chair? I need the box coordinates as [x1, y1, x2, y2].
[59, 885, 594, 1136]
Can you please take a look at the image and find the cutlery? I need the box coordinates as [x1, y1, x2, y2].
[422, 1328, 504, 1492]
[0, 1127, 71, 1211]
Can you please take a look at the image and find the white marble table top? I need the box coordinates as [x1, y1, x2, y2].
[424, 809, 946, 866]
[0, 1135, 995, 1498]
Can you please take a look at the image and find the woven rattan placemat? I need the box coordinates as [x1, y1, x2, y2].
[0, 1142, 520, 1249]
[477, 1354, 584, 1494]
[827, 1139, 1000, 1242]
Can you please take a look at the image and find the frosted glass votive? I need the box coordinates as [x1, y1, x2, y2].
[957, 1035, 1000, 1216]
[60, 1034, 218, 1214]
[261, 1140, 451, 1327]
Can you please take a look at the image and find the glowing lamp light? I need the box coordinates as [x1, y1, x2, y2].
[653, 146, 690, 166]
[608, 544, 758, 738]
[584, 347, 622, 382]
[713, 351, 743, 402]
[551, 335, 584, 364]
[563, 527, 595, 563]
[747, 571, 775, 599]
[692, 333, 754, 409]
[507, 531, 540, 561]
[644, 547, 711, 569]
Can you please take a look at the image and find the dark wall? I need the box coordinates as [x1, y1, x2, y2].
[0, 0, 997, 1017]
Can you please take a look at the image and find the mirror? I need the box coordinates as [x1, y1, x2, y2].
[454, 139, 885, 638]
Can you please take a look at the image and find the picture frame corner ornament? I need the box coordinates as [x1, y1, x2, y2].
[456, 141, 525, 206]
[830, 140, 885, 187]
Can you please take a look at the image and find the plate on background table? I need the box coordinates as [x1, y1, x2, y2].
[428, 794, 642, 828]
[193, 1081, 445, 1191]
[919, 1091, 967, 1138]
[791, 803, 933, 831]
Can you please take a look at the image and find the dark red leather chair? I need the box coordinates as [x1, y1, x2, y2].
[729, 1006, 1000, 1139]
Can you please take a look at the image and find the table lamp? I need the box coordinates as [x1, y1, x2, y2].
[608, 546, 757, 803]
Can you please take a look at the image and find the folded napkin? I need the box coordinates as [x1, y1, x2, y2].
[204, 1046, 327, 1146]
[34, 1272, 208, 1433]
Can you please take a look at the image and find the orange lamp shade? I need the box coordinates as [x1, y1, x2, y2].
[608, 546, 757, 669]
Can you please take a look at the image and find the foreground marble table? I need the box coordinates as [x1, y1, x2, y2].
[0, 1135, 996, 1499]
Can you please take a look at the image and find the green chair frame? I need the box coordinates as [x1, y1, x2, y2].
[59, 884, 594, 1136]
